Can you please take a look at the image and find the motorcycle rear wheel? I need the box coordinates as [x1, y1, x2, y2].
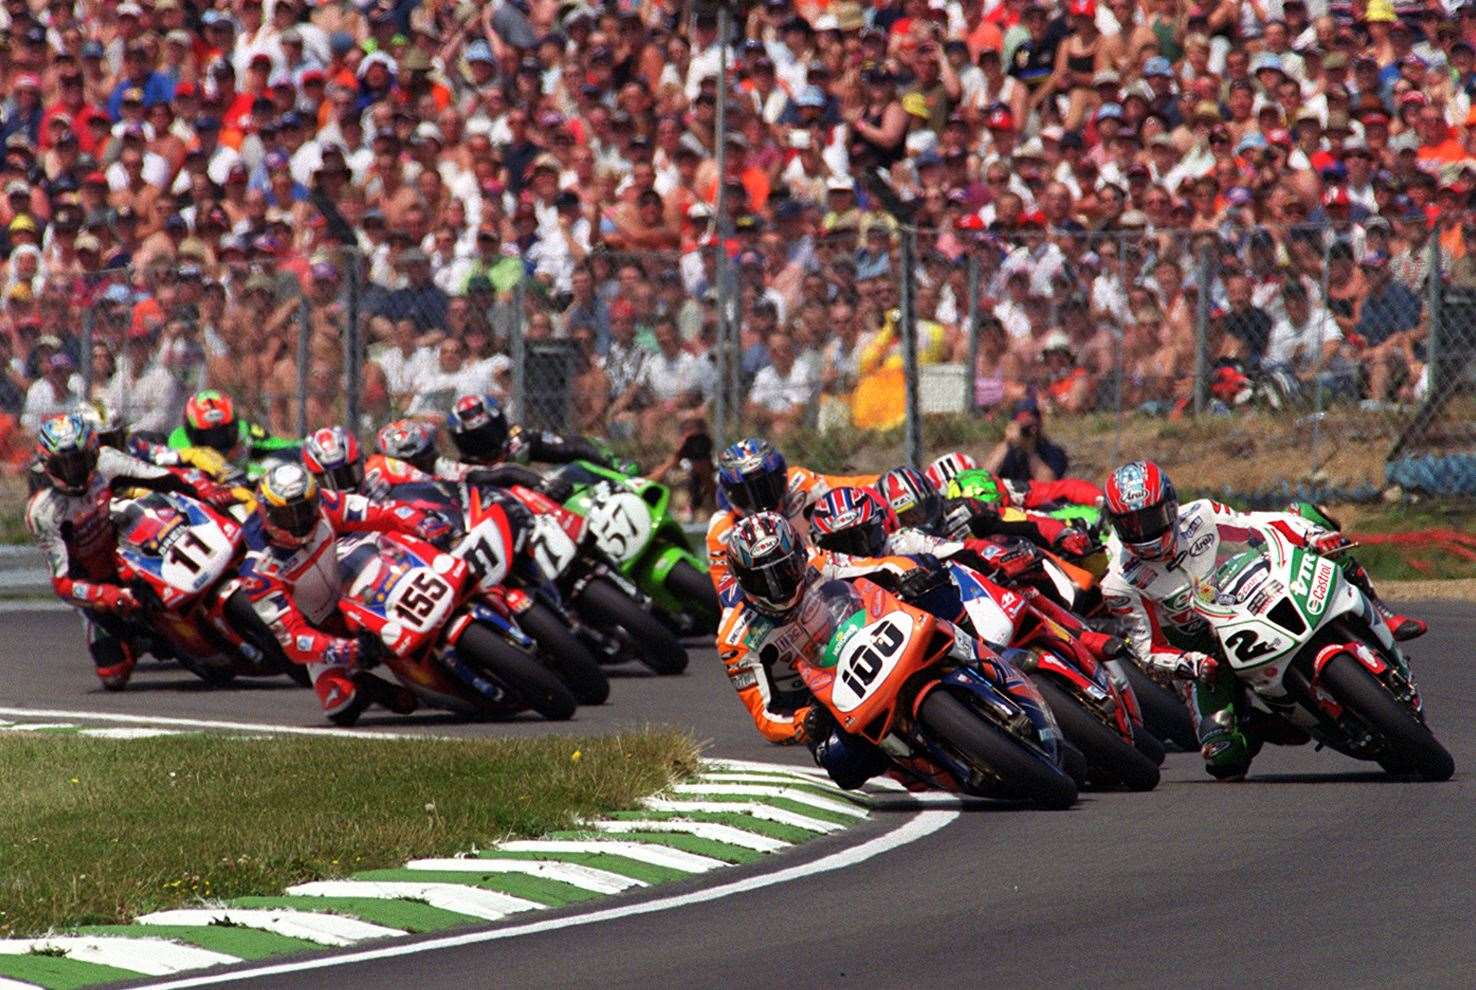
[1122, 660, 1198, 751]
[576, 577, 688, 675]
[666, 560, 719, 633]
[458, 623, 576, 721]
[1032, 678, 1160, 792]
[918, 690, 1077, 809]
[221, 589, 310, 687]
[1318, 653, 1454, 782]
[518, 601, 611, 705]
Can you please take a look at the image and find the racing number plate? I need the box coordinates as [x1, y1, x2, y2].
[528, 515, 577, 579]
[455, 518, 510, 589]
[386, 569, 453, 632]
[585, 488, 652, 564]
[830, 613, 916, 713]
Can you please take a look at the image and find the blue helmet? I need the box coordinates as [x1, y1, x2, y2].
[717, 438, 788, 514]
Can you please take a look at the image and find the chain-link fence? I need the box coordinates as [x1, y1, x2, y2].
[15, 217, 1472, 512]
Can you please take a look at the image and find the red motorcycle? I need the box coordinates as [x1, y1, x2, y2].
[113, 491, 305, 687]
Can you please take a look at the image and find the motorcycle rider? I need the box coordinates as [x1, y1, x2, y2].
[925, 451, 1103, 511]
[1099, 460, 1425, 780]
[446, 393, 617, 471]
[240, 461, 453, 725]
[720, 511, 968, 789]
[166, 390, 299, 480]
[301, 426, 367, 493]
[900, 466, 1096, 560]
[707, 437, 877, 598]
[26, 413, 239, 689]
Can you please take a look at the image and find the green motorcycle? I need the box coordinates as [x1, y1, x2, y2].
[551, 460, 719, 634]
[166, 421, 300, 482]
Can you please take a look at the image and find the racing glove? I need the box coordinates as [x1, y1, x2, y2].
[412, 511, 454, 546]
[88, 584, 140, 614]
[1169, 651, 1218, 682]
[1309, 531, 1350, 557]
[192, 479, 240, 510]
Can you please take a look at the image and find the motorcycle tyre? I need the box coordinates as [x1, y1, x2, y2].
[1132, 723, 1167, 767]
[174, 653, 236, 688]
[458, 623, 576, 721]
[1032, 678, 1160, 792]
[221, 589, 311, 687]
[667, 560, 720, 632]
[918, 690, 1077, 810]
[518, 601, 611, 706]
[1122, 660, 1198, 751]
[576, 578, 688, 675]
[1319, 653, 1453, 782]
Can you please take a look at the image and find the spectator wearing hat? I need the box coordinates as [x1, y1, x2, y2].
[1039, 328, 1094, 414]
[107, 42, 176, 121]
[2, 73, 44, 148]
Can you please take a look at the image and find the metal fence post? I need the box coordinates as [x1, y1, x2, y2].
[1426, 216, 1442, 401]
[900, 224, 921, 467]
[295, 296, 311, 437]
[1112, 233, 1126, 467]
[80, 299, 95, 399]
[1312, 235, 1332, 467]
[1193, 240, 1213, 416]
[510, 276, 526, 425]
[964, 250, 980, 414]
[344, 247, 362, 434]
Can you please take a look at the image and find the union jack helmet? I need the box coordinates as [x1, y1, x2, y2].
[924, 450, 978, 491]
[1104, 460, 1179, 561]
[809, 486, 888, 557]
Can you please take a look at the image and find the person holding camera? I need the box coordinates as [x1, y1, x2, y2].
[984, 398, 1067, 484]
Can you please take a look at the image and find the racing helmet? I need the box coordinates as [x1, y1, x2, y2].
[35, 413, 98, 495]
[944, 468, 1011, 508]
[446, 394, 508, 464]
[257, 461, 322, 548]
[728, 512, 809, 618]
[1104, 460, 1179, 561]
[302, 426, 364, 492]
[717, 438, 789, 515]
[924, 451, 979, 491]
[183, 390, 240, 455]
[809, 487, 889, 557]
[77, 400, 126, 450]
[376, 419, 437, 474]
[878, 466, 942, 531]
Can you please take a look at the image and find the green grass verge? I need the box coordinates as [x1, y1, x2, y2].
[0, 730, 697, 937]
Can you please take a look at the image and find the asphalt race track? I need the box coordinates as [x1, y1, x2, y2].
[5, 600, 1475, 989]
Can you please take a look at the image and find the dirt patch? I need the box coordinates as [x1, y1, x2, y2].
[1378, 578, 1476, 602]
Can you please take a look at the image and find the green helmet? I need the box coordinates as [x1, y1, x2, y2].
[945, 468, 1009, 507]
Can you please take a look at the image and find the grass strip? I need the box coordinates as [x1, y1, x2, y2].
[472, 850, 689, 885]
[0, 953, 142, 990]
[351, 869, 599, 907]
[0, 730, 696, 937]
[227, 896, 474, 933]
[546, 830, 764, 865]
[73, 924, 320, 961]
[602, 810, 816, 844]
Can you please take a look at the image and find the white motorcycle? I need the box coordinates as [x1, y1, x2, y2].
[1191, 529, 1453, 781]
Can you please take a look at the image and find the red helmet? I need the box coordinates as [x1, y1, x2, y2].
[302, 426, 364, 492]
[924, 451, 978, 492]
[183, 389, 239, 454]
[1104, 460, 1179, 561]
[877, 466, 942, 531]
[808, 486, 888, 557]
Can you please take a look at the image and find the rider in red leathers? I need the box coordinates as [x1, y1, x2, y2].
[27, 413, 238, 689]
[241, 462, 453, 725]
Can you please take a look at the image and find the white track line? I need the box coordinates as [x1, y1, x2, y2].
[695, 771, 853, 792]
[0, 708, 433, 741]
[671, 783, 869, 818]
[491, 841, 725, 874]
[79, 727, 186, 739]
[135, 809, 959, 988]
[285, 882, 542, 921]
[402, 858, 645, 894]
[0, 936, 239, 976]
[0, 723, 76, 732]
[642, 798, 844, 833]
[135, 910, 404, 946]
[0, 976, 44, 989]
[588, 819, 790, 853]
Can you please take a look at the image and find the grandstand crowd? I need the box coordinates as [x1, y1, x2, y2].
[2, 0, 1476, 463]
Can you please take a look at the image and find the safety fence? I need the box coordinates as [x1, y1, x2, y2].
[10, 218, 1474, 509]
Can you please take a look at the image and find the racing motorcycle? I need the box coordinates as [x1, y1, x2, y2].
[916, 561, 1161, 790]
[112, 491, 306, 687]
[551, 460, 718, 633]
[386, 481, 613, 704]
[1189, 530, 1453, 781]
[336, 529, 576, 721]
[499, 483, 688, 676]
[794, 578, 1078, 809]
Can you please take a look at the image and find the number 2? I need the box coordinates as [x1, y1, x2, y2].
[1225, 629, 1275, 663]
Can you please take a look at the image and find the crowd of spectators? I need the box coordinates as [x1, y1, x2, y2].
[2, 0, 1476, 472]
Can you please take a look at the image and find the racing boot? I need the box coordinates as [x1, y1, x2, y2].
[94, 656, 136, 691]
[1342, 560, 1426, 641]
[1190, 674, 1252, 781]
[316, 667, 369, 726]
[88, 627, 137, 691]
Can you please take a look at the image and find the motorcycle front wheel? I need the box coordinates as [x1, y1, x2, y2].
[221, 589, 310, 687]
[1318, 653, 1454, 782]
[517, 600, 611, 705]
[576, 577, 688, 675]
[1122, 660, 1197, 751]
[458, 623, 576, 721]
[918, 690, 1077, 810]
[1032, 678, 1160, 792]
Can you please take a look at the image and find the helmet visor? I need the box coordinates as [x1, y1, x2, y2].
[725, 469, 787, 512]
[321, 460, 364, 492]
[814, 517, 886, 557]
[188, 421, 237, 454]
[733, 548, 806, 613]
[1108, 499, 1177, 546]
[266, 498, 319, 538]
[894, 493, 939, 530]
[48, 447, 95, 491]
